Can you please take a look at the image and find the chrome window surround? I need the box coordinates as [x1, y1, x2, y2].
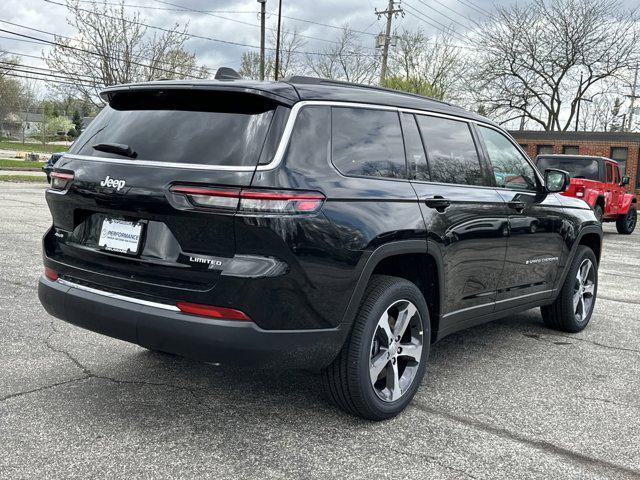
[59, 100, 543, 184]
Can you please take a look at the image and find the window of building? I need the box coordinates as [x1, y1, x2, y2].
[478, 126, 538, 192]
[563, 145, 580, 155]
[519, 144, 528, 151]
[331, 107, 406, 179]
[415, 115, 486, 186]
[537, 145, 554, 155]
[636, 148, 640, 189]
[610, 147, 628, 174]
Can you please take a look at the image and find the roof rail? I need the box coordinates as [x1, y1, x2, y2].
[283, 75, 452, 106]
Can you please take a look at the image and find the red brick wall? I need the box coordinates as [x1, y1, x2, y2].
[513, 137, 640, 203]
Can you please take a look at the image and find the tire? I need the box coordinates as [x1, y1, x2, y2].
[321, 275, 430, 420]
[541, 246, 598, 333]
[616, 206, 637, 234]
[593, 204, 603, 224]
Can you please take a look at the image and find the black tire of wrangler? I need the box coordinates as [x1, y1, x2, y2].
[321, 275, 430, 421]
[540, 246, 597, 333]
[616, 206, 637, 234]
[593, 204, 603, 224]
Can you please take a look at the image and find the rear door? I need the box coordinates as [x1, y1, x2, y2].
[404, 112, 509, 328]
[476, 125, 565, 308]
[45, 88, 291, 304]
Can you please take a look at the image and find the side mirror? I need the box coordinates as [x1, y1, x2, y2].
[545, 168, 570, 193]
[621, 176, 630, 186]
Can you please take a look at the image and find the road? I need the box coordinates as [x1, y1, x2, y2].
[1, 182, 639, 479]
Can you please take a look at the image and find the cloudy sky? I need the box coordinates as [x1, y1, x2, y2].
[0, 0, 637, 90]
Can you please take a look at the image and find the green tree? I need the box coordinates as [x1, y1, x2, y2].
[382, 76, 442, 98]
[72, 110, 83, 134]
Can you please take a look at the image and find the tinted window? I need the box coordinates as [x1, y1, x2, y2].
[416, 115, 485, 186]
[479, 126, 538, 191]
[401, 113, 428, 181]
[70, 90, 283, 166]
[332, 107, 406, 179]
[606, 163, 613, 183]
[536, 156, 599, 181]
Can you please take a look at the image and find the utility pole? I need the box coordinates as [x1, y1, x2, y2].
[376, 0, 403, 85]
[258, 0, 266, 81]
[274, 0, 283, 81]
[575, 73, 583, 132]
[626, 62, 639, 131]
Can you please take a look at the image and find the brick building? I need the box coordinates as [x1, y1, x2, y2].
[509, 130, 640, 201]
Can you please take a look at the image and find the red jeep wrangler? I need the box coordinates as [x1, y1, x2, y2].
[535, 154, 637, 234]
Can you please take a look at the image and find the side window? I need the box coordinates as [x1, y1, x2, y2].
[415, 115, 486, 186]
[400, 113, 429, 181]
[606, 163, 613, 183]
[331, 107, 406, 179]
[478, 126, 539, 192]
[614, 166, 621, 184]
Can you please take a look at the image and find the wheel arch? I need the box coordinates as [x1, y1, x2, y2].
[340, 240, 442, 343]
[554, 225, 603, 293]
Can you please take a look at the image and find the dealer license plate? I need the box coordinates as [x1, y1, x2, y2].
[98, 218, 143, 255]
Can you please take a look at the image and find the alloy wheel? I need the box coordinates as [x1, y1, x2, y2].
[369, 300, 423, 402]
[573, 258, 596, 322]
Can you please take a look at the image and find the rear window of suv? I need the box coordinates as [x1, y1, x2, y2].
[69, 90, 288, 167]
[536, 156, 599, 181]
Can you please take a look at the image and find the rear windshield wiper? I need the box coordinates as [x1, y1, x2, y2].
[92, 142, 138, 159]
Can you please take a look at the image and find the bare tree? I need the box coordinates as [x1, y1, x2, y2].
[307, 26, 379, 84]
[239, 25, 306, 80]
[44, 0, 207, 107]
[470, 0, 639, 131]
[388, 29, 465, 100]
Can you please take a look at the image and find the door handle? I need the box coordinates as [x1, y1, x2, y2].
[424, 196, 451, 211]
[507, 201, 526, 213]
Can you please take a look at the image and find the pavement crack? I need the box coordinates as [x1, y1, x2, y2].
[0, 376, 90, 402]
[412, 402, 640, 478]
[389, 446, 479, 479]
[545, 333, 640, 355]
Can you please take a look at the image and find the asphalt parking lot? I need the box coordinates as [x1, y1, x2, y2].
[1, 182, 639, 480]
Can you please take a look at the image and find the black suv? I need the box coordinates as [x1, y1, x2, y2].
[38, 75, 602, 420]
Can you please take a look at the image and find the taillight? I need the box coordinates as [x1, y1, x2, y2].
[50, 171, 74, 190]
[176, 301, 251, 321]
[44, 267, 58, 281]
[169, 185, 325, 214]
[575, 185, 586, 197]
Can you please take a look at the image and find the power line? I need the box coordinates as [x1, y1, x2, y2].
[413, 0, 474, 30]
[43, 0, 369, 57]
[453, 0, 492, 18]
[0, 60, 100, 82]
[428, 0, 481, 28]
[150, 0, 345, 46]
[402, 3, 469, 43]
[71, 0, 380, 38]
[0, 23, 207, 79]
[2, 71, 96, 89]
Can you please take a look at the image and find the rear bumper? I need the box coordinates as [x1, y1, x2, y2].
[38, 276, 347, 368]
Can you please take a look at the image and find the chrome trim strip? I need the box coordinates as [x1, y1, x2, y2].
[57, 278, 180, 311]
[442, 289, 555, 319]
[61, 100, 504, 173]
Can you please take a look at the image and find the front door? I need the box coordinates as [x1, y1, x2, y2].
[475, 125, 565, 308]
[402, 113, 509, 329]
